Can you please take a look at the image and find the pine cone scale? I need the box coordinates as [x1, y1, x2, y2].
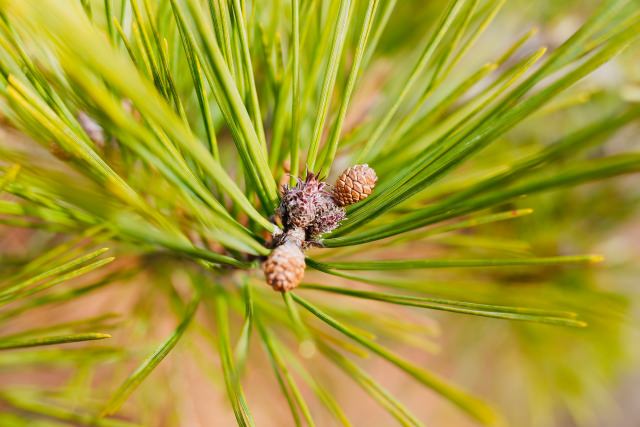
[334, 164, 377, 207]
[263, 241, 305, 292]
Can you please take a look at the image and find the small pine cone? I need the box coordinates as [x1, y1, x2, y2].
[263, 242, 305, 292]
[278, 173, 327, 228]
[334, 164, 377, 206]
[282, 193, 316, 228]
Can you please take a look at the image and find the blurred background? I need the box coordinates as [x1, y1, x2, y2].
[1, 0, 639, 426]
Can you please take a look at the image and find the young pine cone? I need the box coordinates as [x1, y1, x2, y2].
[278, 173, 327, 228]
[263, 241, 305, 291]
[333, 164, 377, 207]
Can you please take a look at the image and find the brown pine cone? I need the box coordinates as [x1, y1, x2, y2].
[333, 164, 377, 206]
[263, 242, 305, 292]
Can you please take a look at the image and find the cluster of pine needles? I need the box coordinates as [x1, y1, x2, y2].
[0, 0, 639, 425]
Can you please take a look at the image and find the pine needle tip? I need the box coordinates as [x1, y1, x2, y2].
[589, 254, 605, 264]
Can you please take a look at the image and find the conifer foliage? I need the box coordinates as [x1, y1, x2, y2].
[0, 0, 639, 425]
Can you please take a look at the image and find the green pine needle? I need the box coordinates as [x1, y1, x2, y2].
[0, 0, 638, 425]
[0, 333, 111, 351]
[100, 294, 200, 417]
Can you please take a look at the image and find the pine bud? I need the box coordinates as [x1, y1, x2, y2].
[334, 164, 377, 206]
[263, 242, 305, 292]
[278, 173, 327, 228]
